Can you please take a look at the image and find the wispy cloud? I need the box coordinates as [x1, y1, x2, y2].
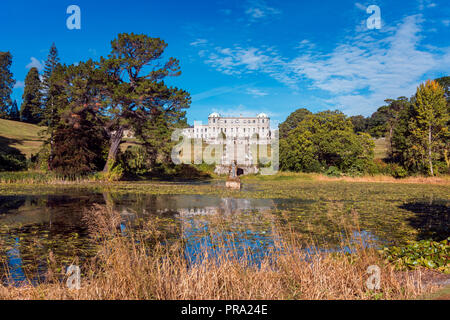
[13, 81, 24, 89]
[355, 2, 367, 11]
[246, 88, 269, 97]
[190, 39, 208, 47]
[26, 57, 44, 71]
[289, 14, 448, 114]
[195, 14, 450, 115]
[192, 86, 239, 102]
[244, 0, 281, 21]
[418, 0, 438, 10]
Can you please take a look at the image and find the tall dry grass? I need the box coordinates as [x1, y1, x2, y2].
[0, 205, 437, 300]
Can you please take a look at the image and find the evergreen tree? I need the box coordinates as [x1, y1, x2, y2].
[8, 100, 20, 121]
[408, 80, 448, 176]
[48, 62, 108, 175]
[41, 44, 60, 166]
[20, 67, 43, 124]
[41, 43, 60, 125]
[98, 33, 191, 172]
[0, 52, 15, 118]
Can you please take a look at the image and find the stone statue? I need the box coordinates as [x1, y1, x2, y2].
[231, 161, 236, 178]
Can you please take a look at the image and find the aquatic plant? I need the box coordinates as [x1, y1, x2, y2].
[382, 238, 449, 273]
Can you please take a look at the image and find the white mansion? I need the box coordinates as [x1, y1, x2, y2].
[182, 112, 272, 144]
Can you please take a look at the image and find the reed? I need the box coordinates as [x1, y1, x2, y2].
[0, 205, 439, 300]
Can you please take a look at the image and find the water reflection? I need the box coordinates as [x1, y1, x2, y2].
[1, 191, 419, 284]
[6, 237, 26, 284]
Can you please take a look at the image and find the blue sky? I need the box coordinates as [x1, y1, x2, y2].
[1, 0, 449, 126]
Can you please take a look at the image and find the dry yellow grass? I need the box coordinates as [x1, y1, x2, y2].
[0, 205, 441, 300]
[315, 174, 450, 185]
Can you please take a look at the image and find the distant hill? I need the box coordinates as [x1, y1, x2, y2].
[0, 119, 46, 158]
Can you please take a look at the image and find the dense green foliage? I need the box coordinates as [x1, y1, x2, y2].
[0, 52, 15, 119]
[33, 34, 190, 177]
[392, 81, 449, 175]
[20, 67, 43, 124]
[279, 108, 312, 138]
[0, 150, 27, 172]
[8, 100, 20, 121]
[281, 78, 449, 177]
[280, 110, 375, 174]
[382, 238, 449, 273]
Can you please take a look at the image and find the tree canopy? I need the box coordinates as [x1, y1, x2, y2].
[280, 110, 374, 173]
[0, 52, 15, 118]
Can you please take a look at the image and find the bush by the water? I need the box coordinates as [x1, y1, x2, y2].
[0, 150, 27, 172]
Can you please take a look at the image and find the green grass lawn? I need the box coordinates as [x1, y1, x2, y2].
[0, 119, 46, 158]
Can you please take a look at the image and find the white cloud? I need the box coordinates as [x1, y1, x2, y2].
[205, 47, 272, 75]
[246, 88, 269, 97]
[26, 57, 44, 71]
[197, 14, 450, 116]
[442, 19, 450, 27]
[245, 0, 281, 20]
[288, 14, 447, 114]
[190, 39, 208, 47]
[355, 3, 367, 11]
[13, 81, 24, 89]
[418, 0, 438, 10]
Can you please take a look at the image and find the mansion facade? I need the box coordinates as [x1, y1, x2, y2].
[182, 113, 272, 144]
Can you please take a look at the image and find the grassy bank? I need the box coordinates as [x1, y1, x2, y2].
[1, 169, 449, 185]
[0, 204, 442, 300]
[0, 119, 46, 158]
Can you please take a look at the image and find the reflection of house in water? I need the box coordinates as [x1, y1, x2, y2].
[153, 198, 274, 217]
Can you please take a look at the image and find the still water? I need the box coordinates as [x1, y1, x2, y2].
[1, 190, 444, 285]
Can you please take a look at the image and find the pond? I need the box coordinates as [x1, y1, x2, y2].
[0, 188, 448, 285]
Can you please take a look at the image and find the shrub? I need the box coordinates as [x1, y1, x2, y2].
[325, 166, 342, 177]
[0, 150, 27, 172]
[389, 164, 408, 179]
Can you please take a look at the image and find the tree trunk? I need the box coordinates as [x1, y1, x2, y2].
[103, 126, 124, 172]
[48, 100, 55, 170]
[428, 124, 434, 176]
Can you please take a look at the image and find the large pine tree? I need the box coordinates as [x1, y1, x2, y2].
[8, 100, 20, 121]
[0, 52, 15, 119]
[20, 67, 43, 124]
[41, 43, 60, 124]
[41, 44, 60, 166]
